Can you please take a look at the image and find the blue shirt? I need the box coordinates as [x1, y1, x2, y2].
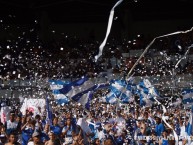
[22, 128, 34, 145]
[62, 125, 75, 137]
[155, 123, 165, 136]
[41, 131, 49, 142]
[50, 125, 62, 136]
[162, 139, 169, 145]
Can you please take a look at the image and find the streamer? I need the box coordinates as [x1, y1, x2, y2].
[95, 0, 124, 62]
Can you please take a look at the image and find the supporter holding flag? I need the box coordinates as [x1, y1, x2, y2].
[76, 111, 94, 145]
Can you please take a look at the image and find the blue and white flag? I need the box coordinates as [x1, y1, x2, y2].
[59, 76, 109, 108]
[102, 79, 135, 104]
[73, 91, 93, 110]
[182, 89, 193, 106]
[49, 80, 70, 105]
[59, 76, 94, 99]
[136, 79, 160, 106]
[102, 92, 117, 104]
[49, 80, 70, 90]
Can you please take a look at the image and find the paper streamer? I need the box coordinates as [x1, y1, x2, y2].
[175, 44, 193, 69]
[126, 26, 193, 79]
[154, 97, 178, 145]
[95, 0, 124, 62]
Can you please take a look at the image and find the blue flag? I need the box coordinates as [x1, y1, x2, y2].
[49, 80, 70, 105]
[182, 89, 193, 106]
[136, 79, 160, 107]
[103, 79, 135, 104]
[59, 76, 109, 110]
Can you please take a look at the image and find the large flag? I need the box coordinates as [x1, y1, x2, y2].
[72, 91, 93, 110]
[182, 89, 193, 106]
[49, 80, 70, 105]
[59, 76, 109, 109]
[102, 79, 135, 104]
[59, 76, 94, 99]
[136, 79, 160, 107]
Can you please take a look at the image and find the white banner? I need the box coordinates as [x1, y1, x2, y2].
[20, 98, 45, 117]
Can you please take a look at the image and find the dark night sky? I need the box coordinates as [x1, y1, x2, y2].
[0, 0, 192, 24]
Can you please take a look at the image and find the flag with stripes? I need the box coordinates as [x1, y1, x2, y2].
[102, 79, 135, 104]
[49, 80, 70, 105]
[136, 79, 160, 107]
[59, 76, 110, 109]
[182, 89, 193, 106]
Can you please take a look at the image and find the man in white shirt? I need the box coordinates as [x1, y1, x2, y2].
[5, 112, 19, 135]
[179, 119, 188, 145]
[115, 109, 126, 135]
[76, 112, 93, 145]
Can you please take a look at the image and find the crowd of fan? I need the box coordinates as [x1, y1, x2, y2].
[0, 98, 193, 145]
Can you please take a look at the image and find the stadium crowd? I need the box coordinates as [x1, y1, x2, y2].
[0, 97, 193, 145]
[0, 15, 193, 145]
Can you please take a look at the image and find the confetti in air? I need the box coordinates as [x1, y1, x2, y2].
[175, 44, 193, 69]
[124, 27, 193, 145]
[95, 0, 124, 62]
[126, 26, 193, 79]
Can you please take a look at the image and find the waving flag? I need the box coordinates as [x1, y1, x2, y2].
[102, 79, 135, 104]
[136, 79, 160, 107]
[49, 80, 69, 90]
[182, 89, 193, 106]
[102, 92, 117, 104]
[59, 76, 94, 99]
[49, 80, 70, 105]
[73, 91, 93, 110]
[58, 76, 109, 109]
